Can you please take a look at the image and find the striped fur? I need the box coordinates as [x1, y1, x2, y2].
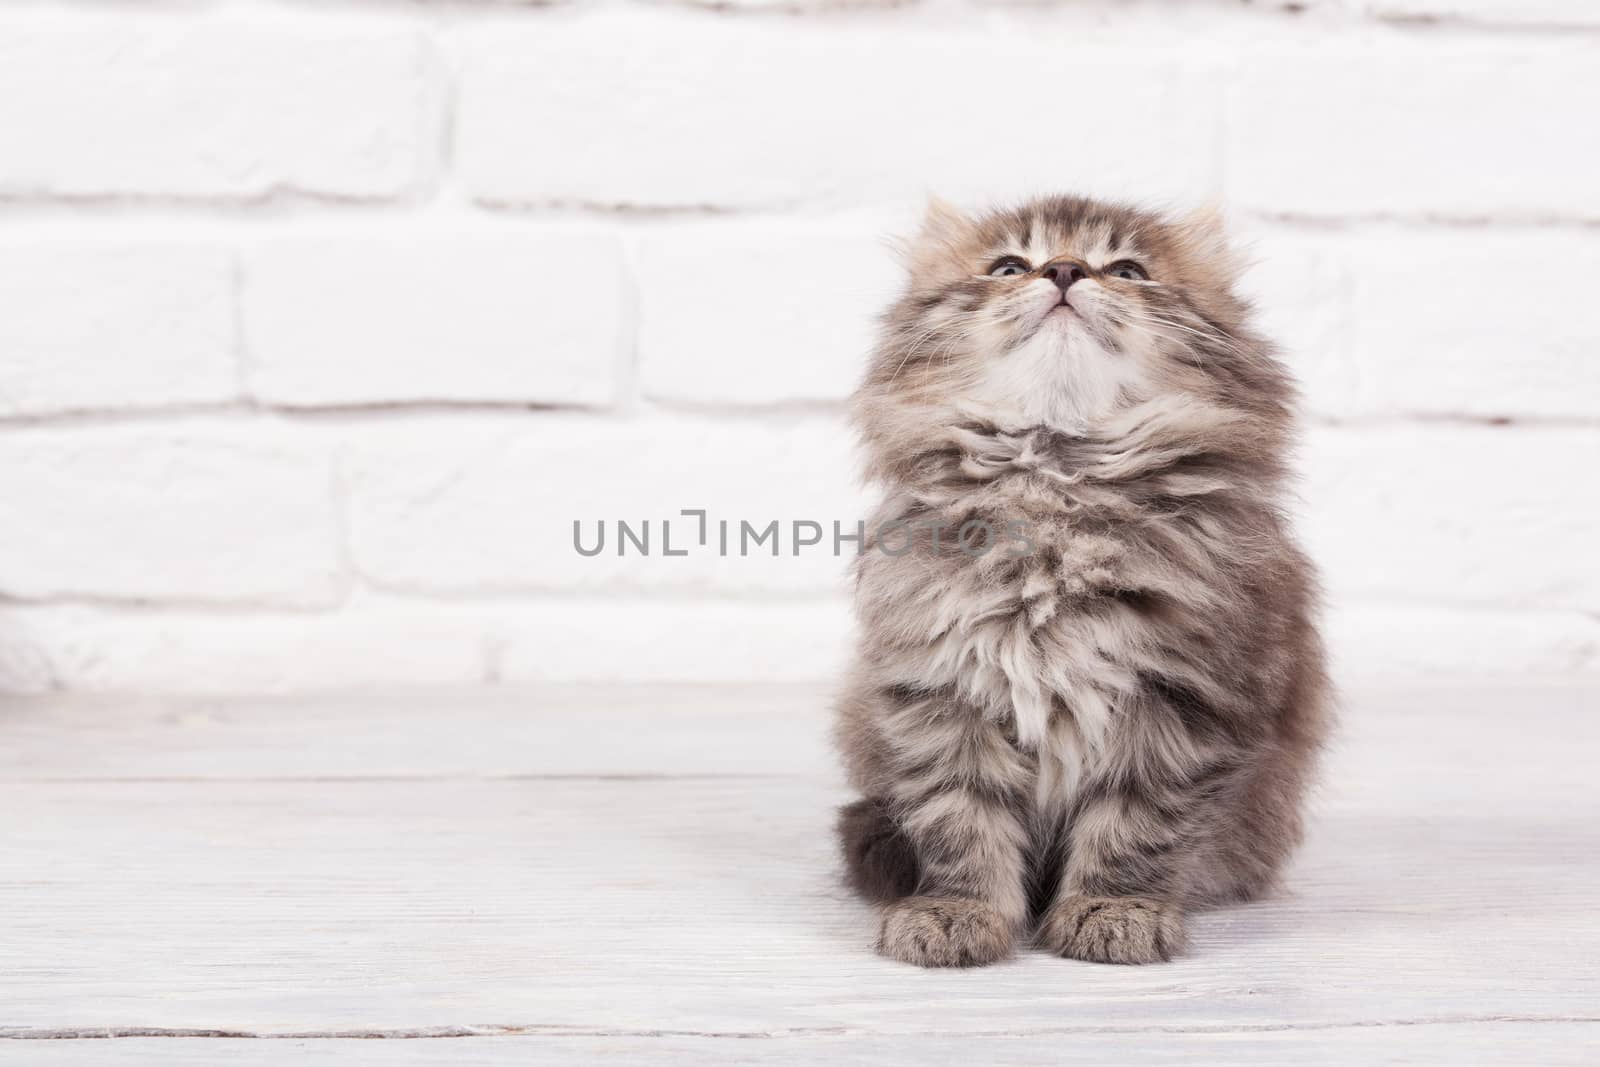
[834, 196, 1331, 967]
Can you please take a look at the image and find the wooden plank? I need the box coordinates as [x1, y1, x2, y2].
[1, 780, 1596, 1033]
[0, 684, 832, 782]
[1, 680, 1593, 787]
[1, 681, 1596, 1057]
[4, 1023, 1599, 1066]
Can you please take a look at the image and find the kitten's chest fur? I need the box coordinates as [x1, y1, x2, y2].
[859, 428, 1178, 803]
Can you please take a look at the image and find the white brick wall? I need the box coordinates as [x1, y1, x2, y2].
[342, 413, 867, 594]
[636, 224, 900, 405]
[0, 16, 429, 200]
[1240, 227, 1600, 419]
[0, 0, 1596, 694]
[0, 241, 236, 416]
[455, 13, 1219, 209]
[0, 419, 343, 605]
[1229, 42, 1600, 218]
[243, 227, 626, 407]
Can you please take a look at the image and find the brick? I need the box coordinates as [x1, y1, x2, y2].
[457, 12, 1219, 209]
[1241, 227, 1600, 418]
[0, 240, 236, 417]
[244, 229, 623, 407]
[0, 594, 855, 693]
[497, 598, 853, 683]
[1361, 0, 1600, 24]
[0, 18, 428, 200]
[1326, 604, 1600, 681]
[637, 224, 900, 405]
[1230, 43, 1600, 217]
[343, 414, 869, 594]
[0, 595, 491, 694]
[1301, 426, 1600, 612]
[654, 0, 901, 8]
[0, 421, 343, 604]
[3, 597, 1594, 694]
[1349, 230, 1600, 418]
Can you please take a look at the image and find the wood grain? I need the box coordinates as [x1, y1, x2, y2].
[1, 681, 1596, 1062]
[5, 1025, 1600, 1067]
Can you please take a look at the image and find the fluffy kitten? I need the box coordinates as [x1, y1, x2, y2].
[834, 195, 1330, 967]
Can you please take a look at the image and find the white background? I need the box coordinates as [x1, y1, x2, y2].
[0, 0, 1595, 693]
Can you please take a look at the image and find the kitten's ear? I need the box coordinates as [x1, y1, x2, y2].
[1176, 202, 1245, 277]
[892, 196, 972, 272]
[917, 196, 970, 244]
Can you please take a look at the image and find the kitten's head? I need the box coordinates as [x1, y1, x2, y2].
[860, 195, 1281, 436]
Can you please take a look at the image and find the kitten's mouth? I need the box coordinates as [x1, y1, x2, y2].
[1048, 298, 1079, 319]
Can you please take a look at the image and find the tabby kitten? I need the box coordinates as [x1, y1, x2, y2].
[834, 195, 1330, 967]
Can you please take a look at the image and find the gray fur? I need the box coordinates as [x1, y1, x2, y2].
[834, 195, 1332, 967]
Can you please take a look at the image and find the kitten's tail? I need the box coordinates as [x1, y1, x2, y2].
[836, 797, 919, 902]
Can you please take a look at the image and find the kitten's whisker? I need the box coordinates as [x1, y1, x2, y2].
[889, 318, 990, 387]
[1143, 312, 1269, 368]
[886, 320, 962, 385]
[1137, 312, 1261, 370]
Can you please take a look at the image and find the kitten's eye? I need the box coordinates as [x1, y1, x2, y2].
[1106, 260, 1149, 281]
[987, 257, 1031, 278]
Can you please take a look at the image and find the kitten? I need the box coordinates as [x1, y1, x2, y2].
[834, 195, 1331, 967]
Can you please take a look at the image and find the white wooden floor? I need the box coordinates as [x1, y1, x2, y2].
[1, 681, 1597, 1065]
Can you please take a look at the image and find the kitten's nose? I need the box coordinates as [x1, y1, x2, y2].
[1042, 261, 1087, 292]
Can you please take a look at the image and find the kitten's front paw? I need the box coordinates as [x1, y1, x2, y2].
[877, 896, 1013, 968]
[1039, 895, 1185, 964]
